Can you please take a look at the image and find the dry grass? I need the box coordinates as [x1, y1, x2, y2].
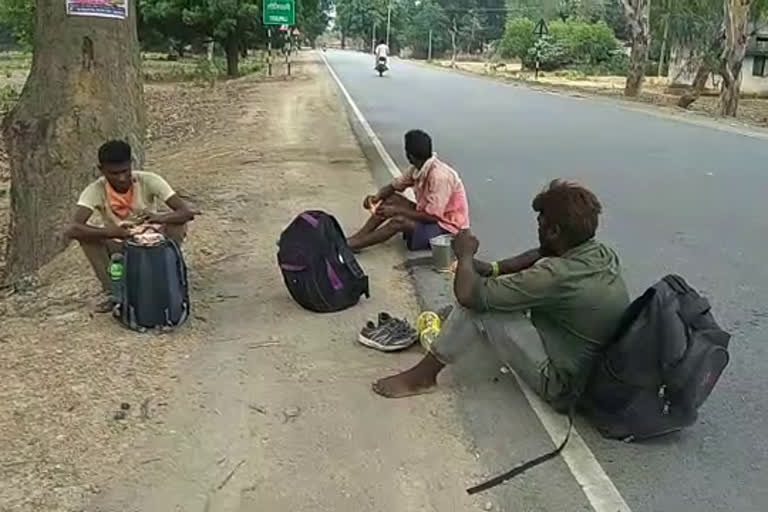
[0, 59, 281, 512]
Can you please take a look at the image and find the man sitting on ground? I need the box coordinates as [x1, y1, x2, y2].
[347, 129, 469, 251]
[65, 140, 196, 311]
[373, 180, 629, 410]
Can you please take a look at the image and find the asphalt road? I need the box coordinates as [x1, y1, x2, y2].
[325, 50, 768, 512]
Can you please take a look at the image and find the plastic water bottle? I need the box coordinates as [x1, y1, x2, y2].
[109, 253, 125, 309]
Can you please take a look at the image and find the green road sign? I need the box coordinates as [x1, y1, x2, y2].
[263, 0, 295, 26]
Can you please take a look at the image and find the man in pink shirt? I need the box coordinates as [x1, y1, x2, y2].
[347, 129, 470, 251]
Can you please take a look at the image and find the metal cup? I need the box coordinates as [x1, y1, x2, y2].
[430, 234, 455, 273]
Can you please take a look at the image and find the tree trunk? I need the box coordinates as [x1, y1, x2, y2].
[677, 60, 712, 108]
[341, 31, 346, 50]
[225, 35, 239, 77]
[719, 0, 753, 117]
[621, 0, 651, 97]
[1, 0, 144, 281]
[450, 19, 458, 68]
[658, 13, 669, 77]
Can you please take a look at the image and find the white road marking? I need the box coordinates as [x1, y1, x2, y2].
[320, 51, 401, 180]
[515, 376, 631, 512]
[320, 51, 416, 202]
[321, 50, 633, 512]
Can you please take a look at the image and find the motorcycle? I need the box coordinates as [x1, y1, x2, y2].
[375, 56, 388, 77]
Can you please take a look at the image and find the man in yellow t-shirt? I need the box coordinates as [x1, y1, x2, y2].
[65, 140, 196, 311]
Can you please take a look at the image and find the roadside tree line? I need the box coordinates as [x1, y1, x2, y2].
[335, 0, 768, 116]
[0, 0, 331, 77]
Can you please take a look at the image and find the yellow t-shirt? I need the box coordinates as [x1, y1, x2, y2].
[77, 171, 175, 227]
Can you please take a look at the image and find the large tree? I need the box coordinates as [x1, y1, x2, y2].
[666, 0, 768, 111]
[2, 0, 145, 281]
[139, 0, 201, 56]
[719, 0, 754, 115]
[297, 0, 331, 46]
[621, 0, 652, 96]
[182, 0, 260, 77]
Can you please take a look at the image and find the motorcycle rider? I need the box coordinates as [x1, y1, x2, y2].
[374, 39, 389, 69]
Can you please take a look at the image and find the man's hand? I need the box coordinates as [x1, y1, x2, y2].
[376, 202, 401, 219]
[104, 225, 130, 239]
[452, 229, 479, 259]
[363, 195, 379, 210]
[473, 259, 493, 277]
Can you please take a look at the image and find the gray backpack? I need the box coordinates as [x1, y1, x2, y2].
[584, 274, 731, 441]
[118, 238, 190, 331]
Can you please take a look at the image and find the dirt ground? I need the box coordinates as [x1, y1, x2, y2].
[431, 59, 768, 128]
[0, 52, 491, 512]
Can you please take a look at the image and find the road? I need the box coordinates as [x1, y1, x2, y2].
[324, 50, 768, 512]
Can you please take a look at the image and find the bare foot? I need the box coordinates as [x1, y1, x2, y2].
[372, 370, 436, 398]
[372, 353, 445, 398]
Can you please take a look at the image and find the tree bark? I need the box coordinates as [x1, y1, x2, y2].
[719, 0, 753, 117]
[621, 0, 651, 97]
[225, 35, 239, 77]
[658, 12, 669, 77]
[677, 60, 712, 108]
[1, 0, 144, 281]
[450, 19, 458, 68]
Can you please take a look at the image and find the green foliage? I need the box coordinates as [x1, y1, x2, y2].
[336, 0, 389, 44]
[548, 19, 618, 65]
[573, 50, 628, 75]
[297, 0, 331, 46]
[141, 54, 262, 83]
[0, 0, 34, 47]
[505, 16, 620, 71]
[140, 0, 201, 55]
[181, 0, 260, 47]
[499, 17, 535, 58]
[523, 36, 568, 70]
[335, 0, 506, 56]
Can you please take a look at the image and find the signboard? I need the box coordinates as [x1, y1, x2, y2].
[66, 0, 128, 19]
[263, 0, 295, 26]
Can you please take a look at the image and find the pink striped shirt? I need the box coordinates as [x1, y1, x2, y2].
[392, 156, 470, 234]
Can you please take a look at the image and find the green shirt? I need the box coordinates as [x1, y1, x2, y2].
[473, 239, 630, 394]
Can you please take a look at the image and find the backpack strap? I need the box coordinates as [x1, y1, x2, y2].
[663, 274, 711, 324]
[466, 405, 574, 495]
[167, 237, 190, 325]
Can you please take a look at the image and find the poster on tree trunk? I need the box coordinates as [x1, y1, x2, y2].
[66, 0, 128, 19]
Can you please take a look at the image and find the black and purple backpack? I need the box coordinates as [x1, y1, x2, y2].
[277, 211, 370, 313]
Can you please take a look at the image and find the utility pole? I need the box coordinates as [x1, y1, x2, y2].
[386, 0, 392, 47]
[428, 29, 433, 61]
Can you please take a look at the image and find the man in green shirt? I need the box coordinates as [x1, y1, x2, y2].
[373, 180, 629, 410]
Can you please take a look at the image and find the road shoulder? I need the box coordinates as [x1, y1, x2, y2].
[83, 52, 501, 512]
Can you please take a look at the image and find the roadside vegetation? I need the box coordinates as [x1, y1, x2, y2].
[335, 0, 768, 116]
